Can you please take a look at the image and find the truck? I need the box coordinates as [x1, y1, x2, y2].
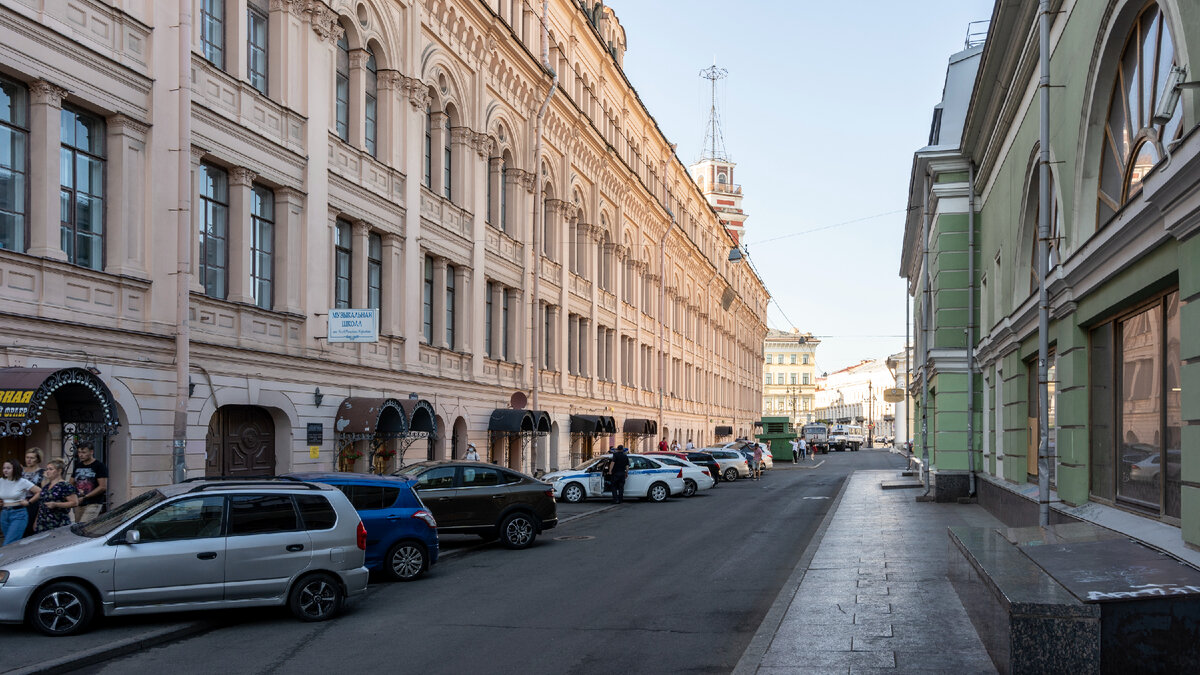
[829, 424, 865, 452]
[800, 423, 829, 455]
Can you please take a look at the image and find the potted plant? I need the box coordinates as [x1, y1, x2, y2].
[372, 446, 396, 474]
[337, 445, 362, 472]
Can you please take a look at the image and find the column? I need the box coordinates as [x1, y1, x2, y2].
[351, 221, 370, 309]
[454, 265, 469, 352]
[104, 115, 149, 277]
[490, 282, 505, 359]
[382, 233, 403, 336]
[567, 314, 578, 375]
[229, 0, 249, 87]
[227, 167, 257, 304]
[273, 187, 305, 314]
[27, 80, 68, 261]
[401, 78, 431, 366]
[487, 157, 503, 227]
[348, 49, 369, 150]
[432, 257, 447, 349]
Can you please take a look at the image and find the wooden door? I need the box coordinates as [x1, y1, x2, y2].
[206, 406, 275, 477]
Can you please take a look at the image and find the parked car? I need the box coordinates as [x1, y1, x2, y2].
[1128, 449, 1181, 483]
[643, 454, 715, 497]
[649, 450, 722, 485]
[700, 448, 751, 482]
[0, 478, 368, 636]
[286, 472, 437, 582]
[543, 454, 686, 503]
[395, 461, 557, 549]
[736, 447, 773, 474]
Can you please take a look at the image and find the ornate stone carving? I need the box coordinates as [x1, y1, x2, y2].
[377, 69, 404, 91]
[471, 132, 497, 158]
[450, 126, 474, 146]
[508, 169, 535, 192]
[270, 0, 305, 15]
[189, 146, 209, 164]
[108, 114, 151, 137]
[230, 167, 258, 187]
[348, 49, 371, 70]
[29, 80, 68, 107]
[401, 76, 432, 109]
[304, 1, 343, 44]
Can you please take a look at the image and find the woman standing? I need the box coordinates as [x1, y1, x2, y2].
[1, 459, 40, 545]
[35, 460, 78, 533]
[21, 448, 44, 537]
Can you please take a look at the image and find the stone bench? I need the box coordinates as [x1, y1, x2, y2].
[948, 526, 1101, 673]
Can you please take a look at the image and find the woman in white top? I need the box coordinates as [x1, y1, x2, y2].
[464, 443, 480, 461]
[1, 458, 41, 545]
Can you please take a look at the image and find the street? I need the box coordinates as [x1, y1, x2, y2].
[61, 451, 905, 675]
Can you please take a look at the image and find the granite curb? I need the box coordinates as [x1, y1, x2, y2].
[2, 621, 217, 675]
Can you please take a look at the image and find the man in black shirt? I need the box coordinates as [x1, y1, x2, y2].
[607, 446, 630, 504]
[72, 441, 108, 523]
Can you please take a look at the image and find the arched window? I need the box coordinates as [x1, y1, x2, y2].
[364, 47, 378, 157]
[423, 102, 433, 188]
[499, 154, 509, 233]
[335, 32, 350, 142]
[598, 229, 612, 291]
[443, 108, 454, 201]
[1097, 3, 1183, 225]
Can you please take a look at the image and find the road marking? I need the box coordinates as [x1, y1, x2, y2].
[554, 535, 596, 541]
[802, 496, 830, 500]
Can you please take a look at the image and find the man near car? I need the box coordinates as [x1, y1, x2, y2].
[72, 441, 107, 523]
[607, 446, 630, 504]
[752, 444, 763, 481]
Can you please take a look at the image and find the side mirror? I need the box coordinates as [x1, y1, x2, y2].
[122, 529, 140, 545]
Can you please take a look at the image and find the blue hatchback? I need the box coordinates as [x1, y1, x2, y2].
[285, 472, 439, 581]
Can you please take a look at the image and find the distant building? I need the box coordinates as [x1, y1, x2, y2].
[812, 359, 895, 440]
[885, 348, 913, 447]
[761, 329, 819, 426]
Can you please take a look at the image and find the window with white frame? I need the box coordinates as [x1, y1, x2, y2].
[200, 0, 225, 69]
[198, 163, 228, 298]
[0, 78, 28, 253]
[333, 219, 352, 309]
[60, 107, 105, 270]
[247, 0, 269, 95]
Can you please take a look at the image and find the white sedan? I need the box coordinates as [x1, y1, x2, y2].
[544, 454, 686, 503]
[642, 454, 715, 497]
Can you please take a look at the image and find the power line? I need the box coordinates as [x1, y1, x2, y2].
[752, 207, 915, 245]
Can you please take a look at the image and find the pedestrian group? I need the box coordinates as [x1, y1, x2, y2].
[0, 440, 108, 546]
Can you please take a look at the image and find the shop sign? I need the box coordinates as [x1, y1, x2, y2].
[0, 389, 36, 418]
[883, 388, 905, 403]
[328, 309, 379, 343]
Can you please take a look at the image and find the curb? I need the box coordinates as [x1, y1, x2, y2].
[731, 468, 855, 675]
[4, 621, 217, 675]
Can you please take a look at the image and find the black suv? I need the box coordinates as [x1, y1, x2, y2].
[396, 461, 557, 549]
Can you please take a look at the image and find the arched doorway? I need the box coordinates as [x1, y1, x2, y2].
[451, 417, 467, 458]
[431, 415, 447, 460]
[206, 406, 275, 476]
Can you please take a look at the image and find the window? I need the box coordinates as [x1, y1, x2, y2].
[338, 485, 401, 510]
[443, 113, 452, 200]
[423, 104, 432, 188]
[364, 48, 378, 156]
[1097, 3, 1182, 225]
[200, 0, 225, 69]
[790, 373, 798, 385]
[777, 374, 785, 385]
[60, 107, 105, 270]
[367, 231, 382, 314]
[228, 494, 301, 534]
[414, 466, 455, 489]
[499, 159, 508, 232]
[445, 263, 456, 348]
[803, 354, 809, 365]
[335, 32, 350, 142]
[250, 184, 274, 309]
[543, 304, 553, 370]
[803, 373, 810, 385]
[790, 354, 797, 364]
[485, 281, 494, 357]
[765, 373, 771, 385]
[247, 0, 269, 95]
[486, 161, 494, 224]
[461, 467, 503, 487]
[422, 255, 433, 343]
[135, 497, 224, 541]
[198, 163, 228, 298]
[0, 78, 28, 252]
[501, 289, 510, 360]
[334, 219, 352, 309]
[1089, 290, 1180, 519]
[295, 494, 337, 530]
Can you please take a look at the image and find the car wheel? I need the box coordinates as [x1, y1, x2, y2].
[682, 479, 697, 497]
[385, 540, 428, 582]
[723, 467, 739, 482]
[499, 512, 537, 549]
[647, 482, 670, 503]
[289, 573, 344, 622]
[561, 482, 586, 503]
[28, 581, 95, 637]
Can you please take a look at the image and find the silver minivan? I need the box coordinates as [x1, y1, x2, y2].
[0, 479, 369, 636]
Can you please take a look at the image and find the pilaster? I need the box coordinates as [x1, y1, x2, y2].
[27, 80, 69, 262]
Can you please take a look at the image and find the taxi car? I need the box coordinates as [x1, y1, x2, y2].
[542, 454, 686, 503]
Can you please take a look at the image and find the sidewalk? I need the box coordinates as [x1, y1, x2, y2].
[736, 469, 1001, 674]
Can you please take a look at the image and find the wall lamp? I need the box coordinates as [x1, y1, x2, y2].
[728, 246, 744, 262]
[314, 387, 324, 407]
[1153, 64, 1200, 125]
[188, 377, 196, 397]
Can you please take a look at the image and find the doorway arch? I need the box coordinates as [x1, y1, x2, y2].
[206, 405, 275, 476]
[451, 416, 467, 458]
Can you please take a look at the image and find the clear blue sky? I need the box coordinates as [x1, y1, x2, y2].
[612, 0, 995, 373]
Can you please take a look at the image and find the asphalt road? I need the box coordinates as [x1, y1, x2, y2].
[75, 449, 906, 675]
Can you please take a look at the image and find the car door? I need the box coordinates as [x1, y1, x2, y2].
[625, 456, 654, 495]
[111, 495, 227, 609]
[336, 484, 400, 566]
[412, 466, 460, 528]
[222, 493, 312, 601]
[586, 458, 610, 496]
[457, 465, 506, 527]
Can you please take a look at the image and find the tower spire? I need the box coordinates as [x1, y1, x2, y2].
[699, 63, 729, 162]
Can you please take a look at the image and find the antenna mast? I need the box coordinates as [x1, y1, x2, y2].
[699, 64, 729, 161]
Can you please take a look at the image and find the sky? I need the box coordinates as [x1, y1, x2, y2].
[610, 0, 995, 374]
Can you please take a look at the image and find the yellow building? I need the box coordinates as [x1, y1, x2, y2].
[761, 329, 819, 427]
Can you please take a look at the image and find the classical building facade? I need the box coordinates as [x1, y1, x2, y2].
[811, 358, 895, 440]
[760, 329, 818, 427]
[902, 0, 1199, 555]
[0, 0, 769, 504]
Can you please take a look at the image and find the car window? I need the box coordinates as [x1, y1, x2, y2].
[587, 458, 610, 473]
[414, 466, 456, 490]
[337, 485, 403, 510]
[462, 467, 502, 487]
[295, 494, 337, 529]
[228, 494, 301, 535]
[134, 496, 225, 542]
[654, 456, 685, 467]
[628, 456, 653, 470]
[79, 489, 166, 538]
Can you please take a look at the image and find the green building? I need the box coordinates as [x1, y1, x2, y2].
[902, 0, 1199, 556]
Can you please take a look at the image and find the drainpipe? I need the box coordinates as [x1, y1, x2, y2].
[530, 0, 556, 460]
[1037, 0, 1052, 527]
[172, 0, 192, 483]
[967, 161, 977, 497]
[657, 151, 675, 448]
[921, 171, 931, 495]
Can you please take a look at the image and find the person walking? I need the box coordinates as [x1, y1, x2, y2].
[34, 459, 78, 533]
[464, 443, 480, 461]
[607, 445, 630, 503]
[1, 459, 40, 545]
[800, 437, 810, 460]
[658, 438, 669, 454]
[21, 448, 44, 537]
[72, 441, 108, 523]
[752, 443, 764, 481]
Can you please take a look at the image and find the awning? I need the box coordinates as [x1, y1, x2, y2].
[715, 425, 734, 437]
[570, 414, 616, 435]
[489, 409, 551, 435]
[334, 397, 407, 440]
[622, 418, 657, 436]
[0, 367, 120, 438]
[599, 415, 616, 434]
[399, 397, 438, 438]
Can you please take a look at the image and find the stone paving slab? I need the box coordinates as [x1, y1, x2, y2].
[735, 470, 1002, 674]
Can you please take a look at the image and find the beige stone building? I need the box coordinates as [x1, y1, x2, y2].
[0, 0, 768, 504]
[761, 329, 818, 427]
